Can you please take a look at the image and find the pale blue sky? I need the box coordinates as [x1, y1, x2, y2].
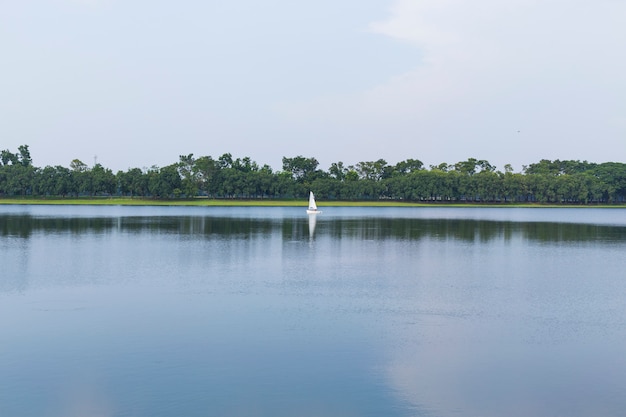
[1, 0, 624, 172]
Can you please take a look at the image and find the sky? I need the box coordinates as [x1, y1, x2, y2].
[1, 0, 625, 173]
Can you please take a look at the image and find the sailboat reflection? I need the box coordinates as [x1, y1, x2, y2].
[308, 213, 317, 238]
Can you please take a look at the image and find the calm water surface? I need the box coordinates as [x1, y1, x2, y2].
[2, 205, 626, 417]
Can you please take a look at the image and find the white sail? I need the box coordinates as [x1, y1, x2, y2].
[308, 192, 317, 210]
[306, 191, 321, 214]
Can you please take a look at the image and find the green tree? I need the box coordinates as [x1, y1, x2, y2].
[394, 158, 424, 175]
[178, 153, 198, 197]
[117, 168, 148, 196]
[2, 164, 34, 195]
[70, 159, 88, 173]
[90, 164, 116, 195]
[194, 156, 219, 197]
[1, 149, 19, 166]
[282, 156, 319, 183]
[355, 159, 388, 181]
[591, 162, 626, 202]
[328, 161, 347, 181]
[18, 145, 32, 167]
[148, 165, 181, 198]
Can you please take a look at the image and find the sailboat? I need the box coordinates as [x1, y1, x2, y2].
[306, 191, 321, 214]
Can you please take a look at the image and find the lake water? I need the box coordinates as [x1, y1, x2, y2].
[2, 205, 626, 417]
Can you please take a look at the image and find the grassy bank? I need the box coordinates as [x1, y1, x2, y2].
[0, 197, 623, 208]
[0, 197, 431, 207]
[0, 197, 302, 207]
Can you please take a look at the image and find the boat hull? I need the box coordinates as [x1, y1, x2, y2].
[306, 209, 321, 214]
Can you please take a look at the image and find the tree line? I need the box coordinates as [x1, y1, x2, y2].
[1, 145, 625, 204]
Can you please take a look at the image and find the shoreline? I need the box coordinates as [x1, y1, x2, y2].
[0, 197, 624, 208]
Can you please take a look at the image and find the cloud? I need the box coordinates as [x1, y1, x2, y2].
[277, 0, 626, 170]
[370, 0, 625, 83]
[63, 0, 107, 6]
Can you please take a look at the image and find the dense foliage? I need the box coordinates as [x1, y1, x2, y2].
[1, 145, 625, 203]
